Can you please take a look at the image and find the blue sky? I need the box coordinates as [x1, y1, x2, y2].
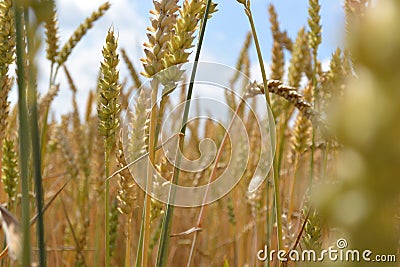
[19, 0, 345, 115]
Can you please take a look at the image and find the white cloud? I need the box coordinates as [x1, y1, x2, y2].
[250, 61, 271, 82]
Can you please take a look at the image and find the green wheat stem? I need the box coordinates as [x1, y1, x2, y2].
[14, 3, 30, 265]
[135, 217, 144, 267]
[245, 6, 270, 105]
[309, 57, 317, 186]
[156, 1, 213, 266]
[105, 149, 111, 266]
[288, 156, 300, 220]
[94, 201, 102, 266]
[97, 28, 120, 266]
[241, 1, 283, 251]
[24, 9, 46, 266]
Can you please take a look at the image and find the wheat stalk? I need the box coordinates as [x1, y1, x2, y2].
[120, 48, 142, 89]
[308, 0, 322, 55]
[269, 4, 285, 81]
[57, 2, 110, 67]
[288, 27, 308, 89]
[44, 2, 59, 64]
[97, 27, 121, 267]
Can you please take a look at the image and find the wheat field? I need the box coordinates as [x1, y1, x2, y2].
[0, 0, 399, 266]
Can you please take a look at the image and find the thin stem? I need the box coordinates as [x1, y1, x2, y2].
[94, 204, 101, 266]
[156, 1, 213, 265]
[310, 50, 318, 186]
[14, 3, 31, 265]
[141, 88, 168, 266]
[105, 147, 110, 266]
[24, 10, 46, 266]
[141, 83, 158, 267]
[264, 180, 270, 267]
[135, 217, 144, 267]
[288, 155, 300, 220]
[321, 145, 328, 178]
[135, 132, 180, 266]
[243, 2, 283, 251]
[106, 132, 180, 181]
[41, 62, 56, 173]
[246, 7, 271, 106]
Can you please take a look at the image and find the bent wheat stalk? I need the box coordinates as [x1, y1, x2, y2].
[237, 0, 283, 252]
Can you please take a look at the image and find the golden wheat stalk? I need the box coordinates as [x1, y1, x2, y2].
[269, 4, 285, 81]
[44, 2, 59, 63]
[120, 48, 142, 89]
[97, 27, 121, 267]
[288, 27, 308, 88]
[57, 2, 110, 66]
[308, 0, 322, 53]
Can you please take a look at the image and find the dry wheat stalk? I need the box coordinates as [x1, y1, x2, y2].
[97, 28, 121, 266]
[289, 84, 313, 162]
[269, 4, 285, 81]
[128, 89, 149, 161]
[57, 2, 110, 66]
[226, 31, 252, 110]
[44, 2, 59, 63]
[288, 27, 308, 88]
[38, 84, 59, 118]
[120, 48, 142, 89]
[55, 116, 79, 180]
[63, 65, 77, 94]
[308, 0, 322, 53]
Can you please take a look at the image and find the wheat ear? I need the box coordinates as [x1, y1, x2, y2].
[141, 0, 179, 77]
[57, 2, 110, 67]
[97, 28, 121, 267]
